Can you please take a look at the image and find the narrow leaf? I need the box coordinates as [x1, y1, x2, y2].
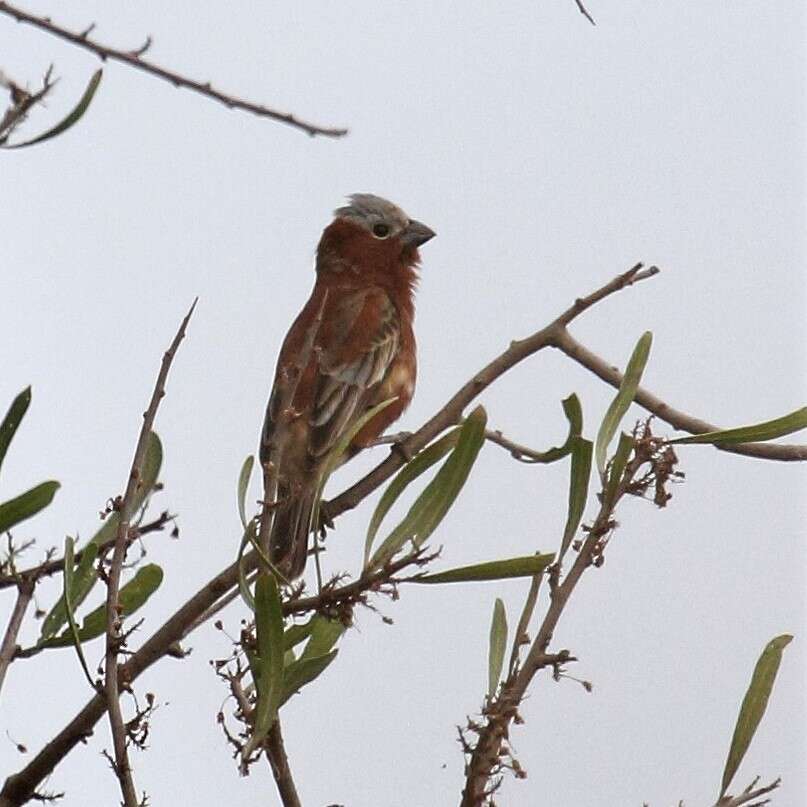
[247, 573, 285, 755]
[368, 406, 487, 570]
[40, 541, 99, 641]
[62, 538, 95, 688]
[364, 428, 459, 566]
[0, 387, 31, 474]
[720, 634, 793, 797]
[6, 70, 103, 149]
[488, 598, 507, 698]
[41, 564, 164, 646]
[237, 455, 254, 529]
[522, 394, 584, 464]
[671, 407, 807, 446]
[283, 618, 315, 651]
[237, 521, 257, 611]
[299, 616, 345, 662]
[279, 650, 338, 707]
[414, 553, 555, 585]
[558, 436, 593, 561]
[595, 332, 652, 475]
[0, 480, 60, 533]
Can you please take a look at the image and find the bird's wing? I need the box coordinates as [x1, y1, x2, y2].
[309, 287, 400, 458]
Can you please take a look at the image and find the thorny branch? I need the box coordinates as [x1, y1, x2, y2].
[460, 423, 682, 805]
[1, 264, 801, 805]
[103, 299, 196, 807]
[0, 1, 347, 138]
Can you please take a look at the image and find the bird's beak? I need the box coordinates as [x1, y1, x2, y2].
[402, 219, 436, 247]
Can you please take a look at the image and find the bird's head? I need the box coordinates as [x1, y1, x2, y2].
[316, 194, 435, 281]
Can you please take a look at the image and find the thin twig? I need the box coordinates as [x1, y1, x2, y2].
[573, 0, 597, 26]
[713, 776, 780, 807]
[552, 328, 807, 461]
[0, 2, 347, 138]
[103, 299, 196, 807]
[264, 720, 301, 807]
[0, 66, 55, 144]
[0, 512, 175, 592]
[0, 577, 34, 699]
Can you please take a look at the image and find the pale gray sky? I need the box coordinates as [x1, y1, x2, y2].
[2, 2, 805, 805]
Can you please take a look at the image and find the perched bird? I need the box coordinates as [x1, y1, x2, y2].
[260, 194, 435, 579]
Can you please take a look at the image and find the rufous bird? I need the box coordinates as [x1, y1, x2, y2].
[260, 194, 436, 579]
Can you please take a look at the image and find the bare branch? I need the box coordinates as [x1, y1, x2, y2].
[264, 721, 301, 807]
[552, 328, 807, 462]
[573, 0, 597, 26]
[0, 512, 175, 592]
[0, 577, 34, 698]
[0, 2, 347, 138]
[103, 299, 196, 807]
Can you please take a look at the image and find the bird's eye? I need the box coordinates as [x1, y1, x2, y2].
[372, 223, 390, 239]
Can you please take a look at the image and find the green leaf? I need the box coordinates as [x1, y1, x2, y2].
[41, 564, 164, 647]
[0, 387, 31, 475]
[245, 573, 285, 757]
[237, 521, 258, 611]
[279, 649, 338, 707]
[368, 406, 487, 570]
[299, 616, 345, 662]
[670, 406, 807, 446]
[6, 70, 103, 149]
[62, 538, 96, 688]
[414, 553, 555, 585]
[521, 394, 584, 464]
[595, 332, 652, 476]
[40, 540, 100, 642]
[488, 598, 507, 698]
[88, 431, 163, 548]
[0, 480, 60, 533]
[363, 428, 459, 567]
[237, 455, 254, 529]
[720, 634, 793, 797]
[558, 436, 593, 561]
[603, 432, 634, 508]
[283, 618, 315, 651]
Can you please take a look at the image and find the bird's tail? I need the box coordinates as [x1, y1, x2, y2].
[269, 484, 316, 580]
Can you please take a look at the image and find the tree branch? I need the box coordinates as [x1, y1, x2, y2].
[103, 299, 196, 807]
[0, 512, 175, 592]
[0, 2, 347, 138]
[552, 328, 807, 461]
[573, 0, 597, 26]
[264, 721, 301, 807]
[0, 576, 33, 699]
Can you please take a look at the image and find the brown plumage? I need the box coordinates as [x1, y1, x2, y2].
[260, 194, 435, 578]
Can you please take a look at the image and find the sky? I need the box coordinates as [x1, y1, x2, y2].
[1, 1, 805, 805]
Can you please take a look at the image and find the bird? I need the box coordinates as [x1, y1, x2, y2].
[259, 194, 436, 579]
